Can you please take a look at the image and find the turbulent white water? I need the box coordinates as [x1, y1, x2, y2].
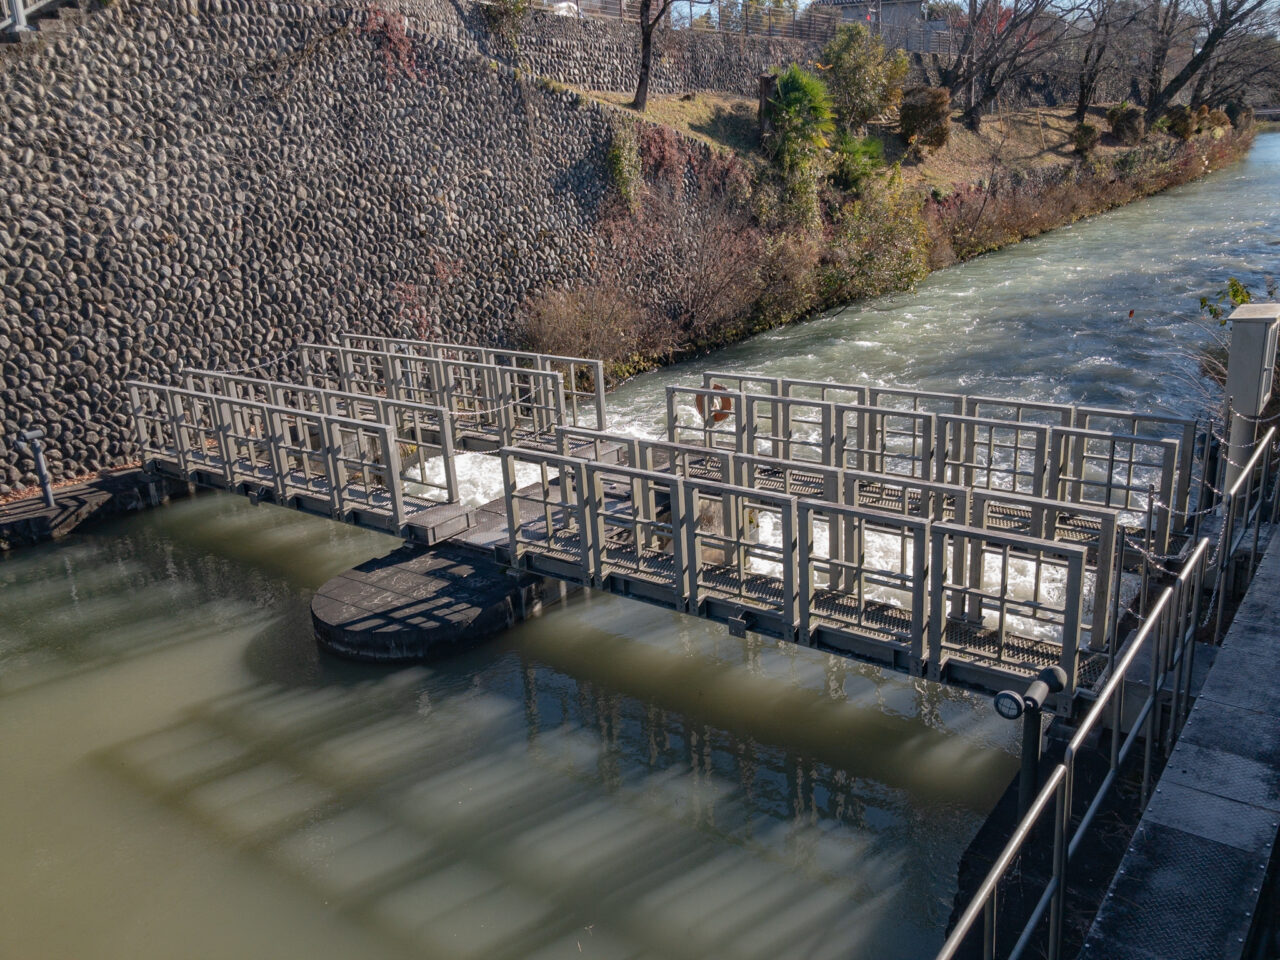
[409, 133, 1280, 648]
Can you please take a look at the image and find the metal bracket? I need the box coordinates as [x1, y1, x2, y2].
[727, 615, 748, 638]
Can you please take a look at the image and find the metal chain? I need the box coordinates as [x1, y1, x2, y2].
[215, 346, 300, 376]
[1232, 408, 1280, 425]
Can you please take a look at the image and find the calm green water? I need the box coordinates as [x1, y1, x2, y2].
[2, 133, 1276, 960]
[0, 497, 1014, 960]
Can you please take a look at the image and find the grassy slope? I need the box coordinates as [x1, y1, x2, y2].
[574, 88, 1198, 193]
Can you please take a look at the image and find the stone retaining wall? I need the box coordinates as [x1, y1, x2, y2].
[0, 0, 1136, 493]
[509, 11, 821, 98]
[0, 0, 624, 491]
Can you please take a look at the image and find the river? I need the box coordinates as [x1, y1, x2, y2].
[0, 132, 1275, 960]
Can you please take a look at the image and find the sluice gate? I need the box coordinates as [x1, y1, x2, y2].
[126, 335, 1260, 706]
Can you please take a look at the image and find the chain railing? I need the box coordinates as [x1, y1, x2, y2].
[935, 426, 1279, 960]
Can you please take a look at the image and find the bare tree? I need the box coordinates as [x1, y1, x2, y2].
[940, 0, 1071, 129]
[1144, 0, 1279, 120]
[1142, 0, 1191, 107]
[1071, 0, 1139, 119]
[631, 0, 675, 112]
[1188, 13, 1280, 104]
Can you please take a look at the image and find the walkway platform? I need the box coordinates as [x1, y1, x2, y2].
[0, 469, 176, 551]
[1080, 540, 1280, 960]
[125, 342, 1220, 703]
[312, 541, 562, 661]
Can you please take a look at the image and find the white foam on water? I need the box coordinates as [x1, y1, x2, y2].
[404, 453, 545, 509]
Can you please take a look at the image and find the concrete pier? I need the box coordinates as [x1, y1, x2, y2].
[311, 542, 565, 661]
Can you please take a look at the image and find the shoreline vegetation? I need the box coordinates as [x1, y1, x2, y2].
[520, 77, 1258, 385]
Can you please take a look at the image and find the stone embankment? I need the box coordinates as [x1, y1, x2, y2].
[0, 0, 1239, 497]
[0, 0, 620, 494]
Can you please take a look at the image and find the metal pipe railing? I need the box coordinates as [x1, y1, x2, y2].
[936, 533, 1215, 960]
[1212, 426, 1277, 644]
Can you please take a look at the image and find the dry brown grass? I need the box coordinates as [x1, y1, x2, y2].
[575, 89, 1167, 194]
[576, 89, 765, 159]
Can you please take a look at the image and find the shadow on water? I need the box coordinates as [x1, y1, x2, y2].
[96, 633, 1012, 960]
[0, 491, 1018, 960]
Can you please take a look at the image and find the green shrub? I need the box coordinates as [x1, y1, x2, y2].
[606, 123, 643, 212]
[1071, 123, 1100, 155]
[1164, 104, 1195, 140]
[765, 65, 836, 174]
[819, 24, 910, 132]
[899, 86, 950, 152]
[1106, 103, 1144, 145]
[830, 132, 885, 191]
[764, 64, 836, 226]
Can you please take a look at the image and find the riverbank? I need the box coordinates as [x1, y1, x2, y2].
[551, 91, 1257, 381]
[0, 0, 1260, 495]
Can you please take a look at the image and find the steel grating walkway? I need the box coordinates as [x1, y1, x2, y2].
[1080, 537, 1280, 960]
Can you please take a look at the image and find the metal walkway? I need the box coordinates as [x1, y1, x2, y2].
[128, 341, 1224, 702]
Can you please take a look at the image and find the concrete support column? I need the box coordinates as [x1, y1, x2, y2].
[1223, 304, 1280, 490]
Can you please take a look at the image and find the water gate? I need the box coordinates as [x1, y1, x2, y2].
[125, 334, 1233, 708]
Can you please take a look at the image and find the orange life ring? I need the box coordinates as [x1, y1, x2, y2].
[696, 384, 732, 425]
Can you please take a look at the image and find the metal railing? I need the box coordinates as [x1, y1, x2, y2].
[505, 446, 1105, 680]
[1046, 425, 1179, 553]
[1, 0, 60, 34]
[935, 430, 1278, 960]
[798, 498, 930, 670]
[675, 384, 1186, 546]
[510, 0, 964, 50]
[970, 489, 1122, 657]
[556, 422, 1131, 659]
[515, 0, 846, 44]
[703, 372, 1199, 525]
[343, 334, 607, 432]
[1212, 426, 1277, 643]
[298, 343, 572, 447]
[931, 522, 1088, 697]
[936, 536, 1211, 960]
[182, 368, 461, 502]
[130, 381, 422, 533]
[936, 414, 1050, 495]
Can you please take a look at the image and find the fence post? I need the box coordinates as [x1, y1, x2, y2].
[501, 450, 521, 563]
[1250, 440, 1270, 574]
[1214, 490, 1234, 644]
[1047, 766, 1070, 960]
[382, 424, 408, 532]
[7, 0, 31, 32]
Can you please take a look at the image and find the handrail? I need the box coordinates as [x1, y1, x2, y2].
[1212, 426, 1276, 643]
[936, 533, 1214, 960]
[937, 764, 1067, 960]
